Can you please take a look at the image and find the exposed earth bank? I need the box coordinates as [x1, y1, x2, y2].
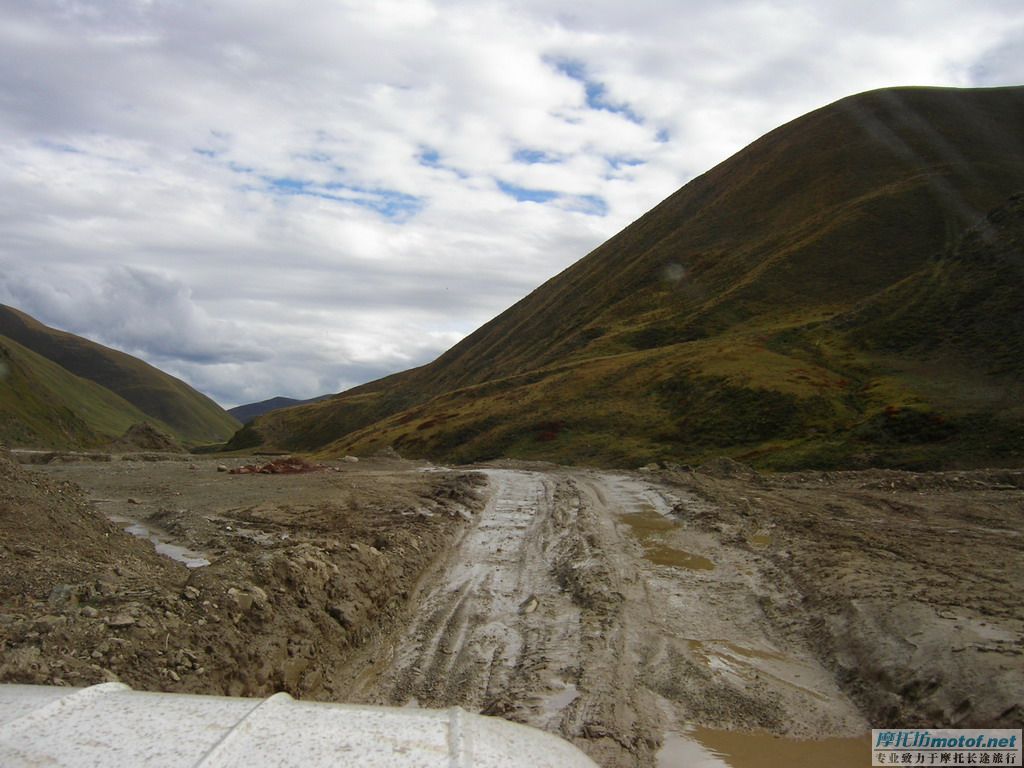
[0, 450, 484, 699]
[1, 451, 1021, 767]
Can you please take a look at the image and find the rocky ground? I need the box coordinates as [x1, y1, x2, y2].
[0, 449, 484, 699]
[1, 451, 1021, 767]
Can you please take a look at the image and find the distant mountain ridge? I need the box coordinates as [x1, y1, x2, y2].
[0, 305, 239, 447]
[229, 85, 1024, 469]
[228, 394, 333, 424]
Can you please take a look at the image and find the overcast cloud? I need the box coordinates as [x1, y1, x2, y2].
[1, 1, 1021, 407]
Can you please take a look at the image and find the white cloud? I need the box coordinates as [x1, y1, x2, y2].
[0, 0, 1021, 407]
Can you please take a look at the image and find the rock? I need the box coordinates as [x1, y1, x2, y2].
[227, 585, 267, 613]
[105, 614, 136, 628]
[519, 595, 539, 614]
[328, 603, 354, 629]
[342, 455, 359, 463]
[81, 606, 100, 619]
[127, 497, 141, 505]
[227, 587, 254, 612]
[182, 586, 201, 601]
[217, 464, 229, 472]
[48, 583, 79, 610]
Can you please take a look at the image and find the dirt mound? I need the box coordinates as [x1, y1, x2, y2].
[228, 457, 324, 474]
[108, 422, 182, 452]
[695, 456, 763, 482]
[0, 449, 175, 600]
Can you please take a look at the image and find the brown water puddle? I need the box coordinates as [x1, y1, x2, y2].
[645, 543, 716, 570]
[619, 509, 715, 571]
[749, 532, 771, 548]
[658, 727, 869, 768]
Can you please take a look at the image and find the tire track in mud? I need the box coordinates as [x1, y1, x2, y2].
[348, 471, 585, 715]
[386, 469, 556, 709]
[340, 469, 663, 766]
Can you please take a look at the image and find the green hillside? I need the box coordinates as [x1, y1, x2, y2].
[231, 86, 1024, 469]
[0, 335, 162, 448]
[0, 305, 239, 445]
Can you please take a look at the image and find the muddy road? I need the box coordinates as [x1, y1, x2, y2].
[3, 453, 1022, 767]
[336, 467, 877, 766]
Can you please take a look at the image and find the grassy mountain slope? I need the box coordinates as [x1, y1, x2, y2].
[0, 334, 161, 448]
[0, 306, 239, 444]
[234, 86, 1024, 469]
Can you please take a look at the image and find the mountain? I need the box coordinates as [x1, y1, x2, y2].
[0, 305, 239, 446]
[228, 394, 334, 424]
[229, 85, 1024, 469]
[0, 334, 158, 449]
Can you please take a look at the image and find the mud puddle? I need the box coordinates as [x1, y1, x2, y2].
[748, 532, 771, 548]
[619, 508, 715, 571]
[657, 727, 868, 768]
[107, 514, 210, 568]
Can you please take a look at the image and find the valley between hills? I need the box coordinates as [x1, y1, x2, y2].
[2, 84, 1023, 767]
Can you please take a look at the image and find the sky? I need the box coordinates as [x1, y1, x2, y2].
[1, 1, 1022, 408]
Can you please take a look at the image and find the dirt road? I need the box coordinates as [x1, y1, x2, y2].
[337, 467, 876, 766]
[4, 454, 1021, 768]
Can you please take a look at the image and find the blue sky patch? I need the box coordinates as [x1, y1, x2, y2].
[497, 180, 607, 216]
[265, 176, 310, 194]
[606, 155, 646, 170]
[547, 57, 644, 125]
[417, 147, 469, 178]
[513, 148, 562, 164]
[260, 175, 422, 220]
[418, 147, 441, 167]
[497, 180, 560, 203]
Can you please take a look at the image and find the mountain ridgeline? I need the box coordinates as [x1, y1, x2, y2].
[231, 86, 1024, 469]
[0, 305, 239, 448]
[228, 395, 334, 425]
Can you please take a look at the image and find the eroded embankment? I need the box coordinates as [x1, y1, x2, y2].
[0, 453, 485, 699]
[663, 463, 1024, 730]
